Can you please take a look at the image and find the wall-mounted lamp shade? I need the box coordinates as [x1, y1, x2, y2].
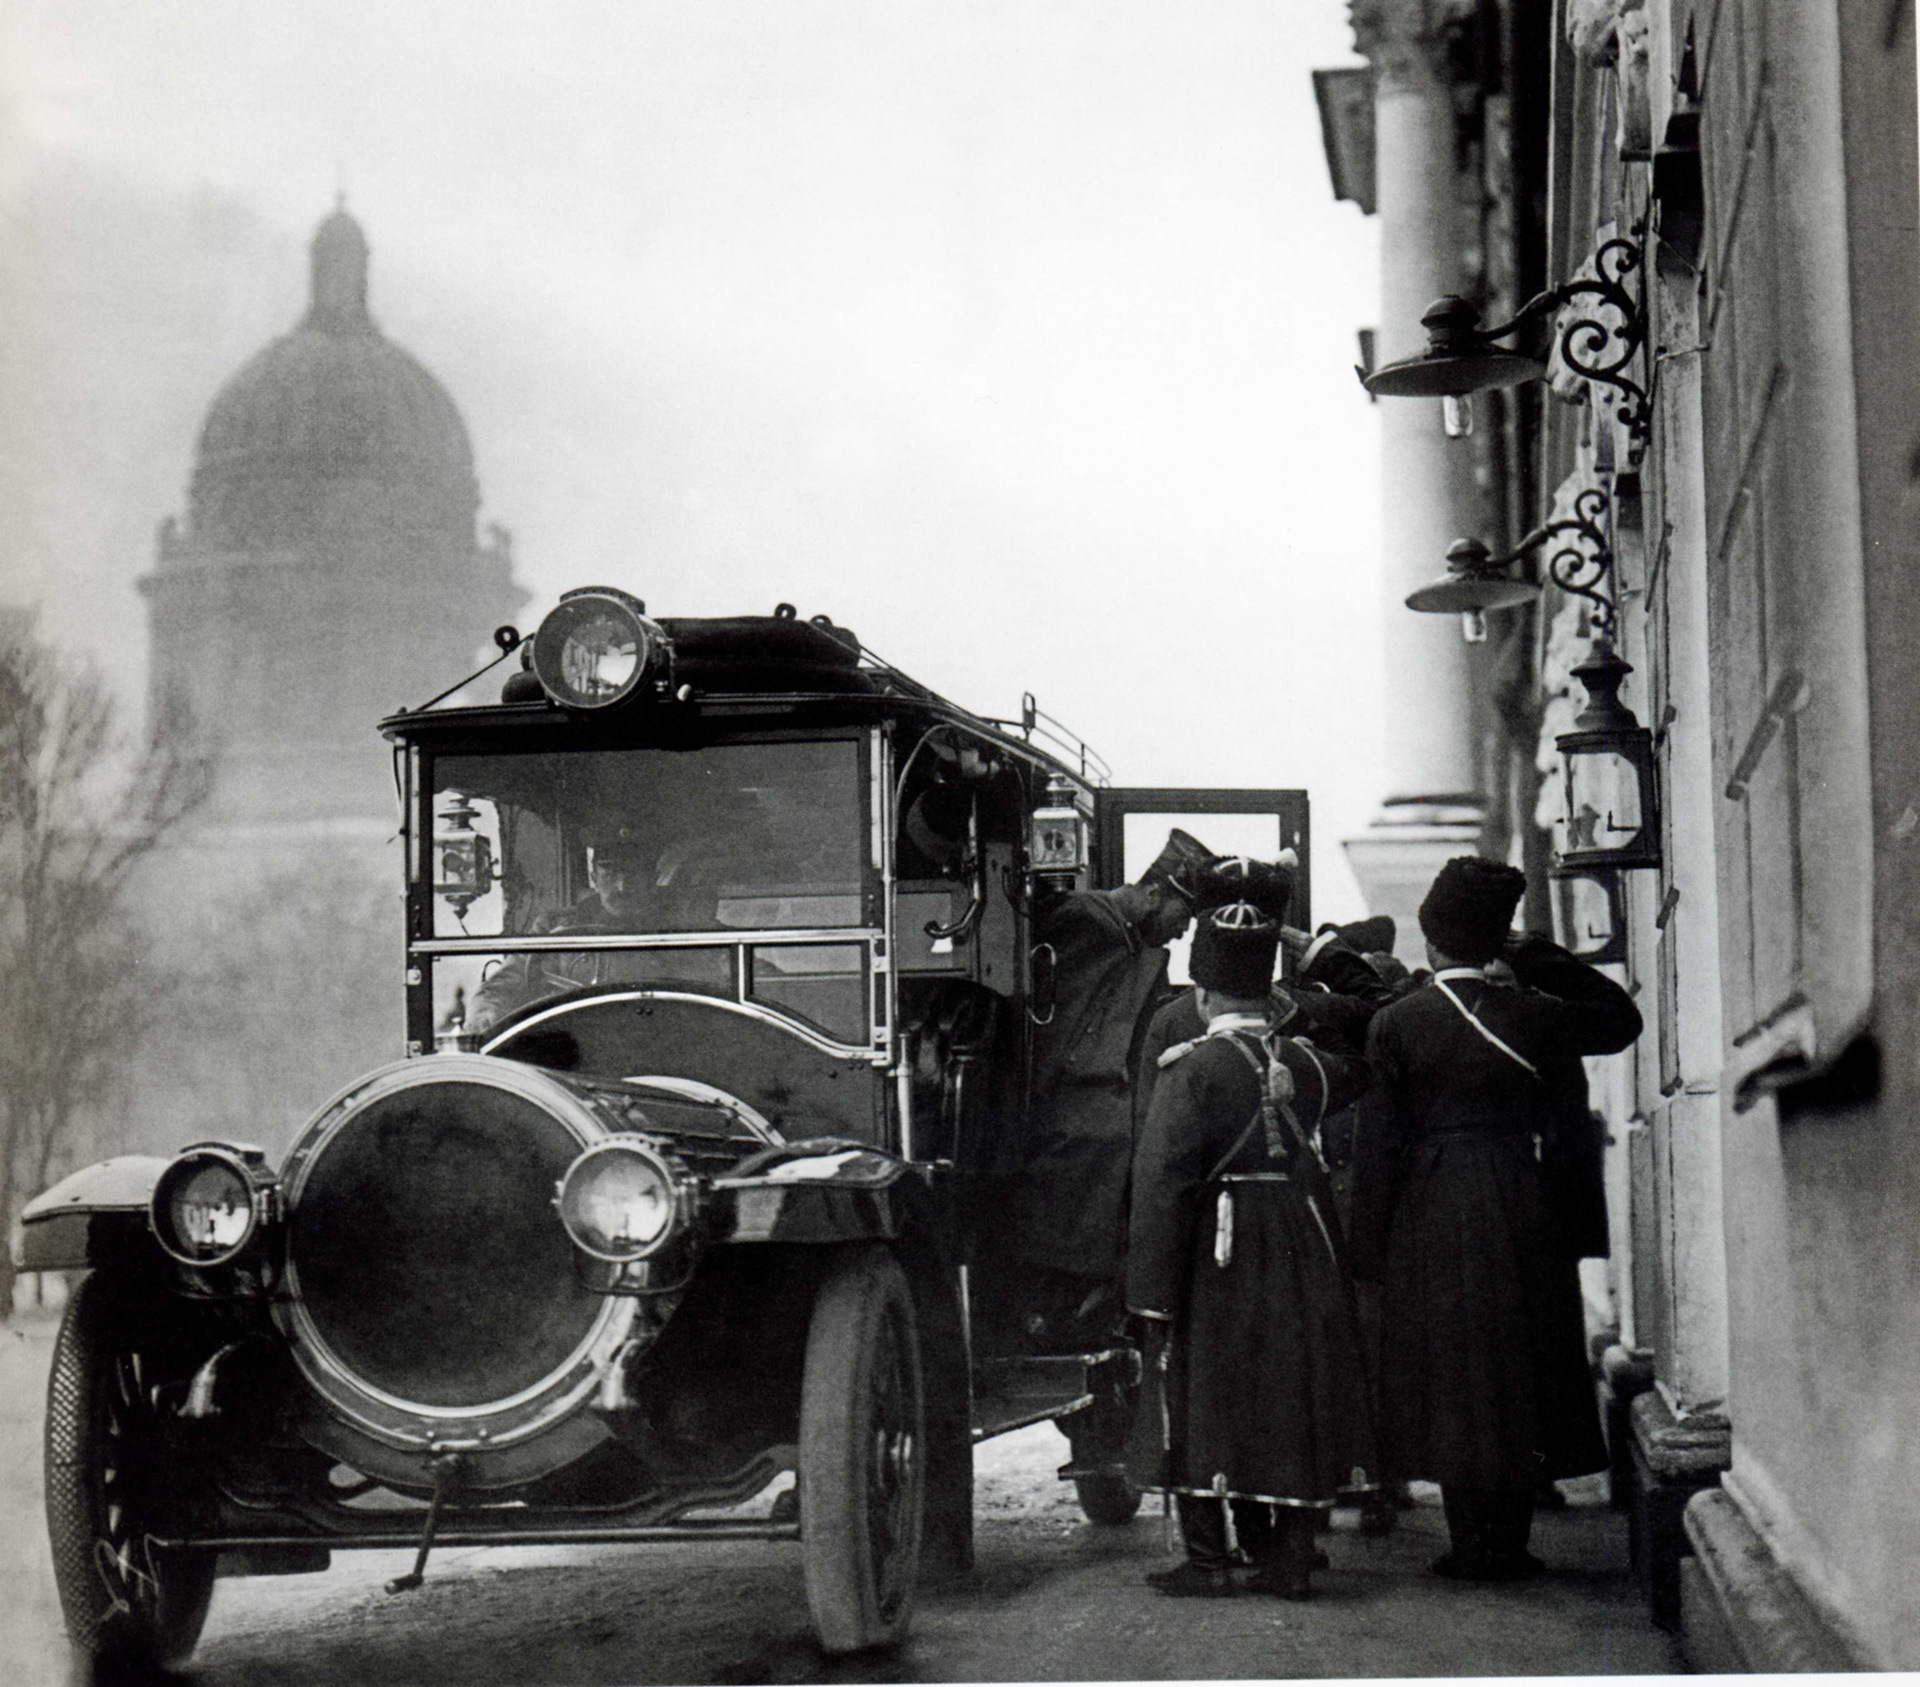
[1363, 295, 1547, 398]
[1405, 572, 1542, 614]
[1405, 538, 1542, 615]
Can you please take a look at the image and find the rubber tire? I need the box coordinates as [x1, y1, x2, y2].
[798, 1249, 926, 1655]
[44, 1274, 216, 1672]
[1074, 1471, 1145, 1526]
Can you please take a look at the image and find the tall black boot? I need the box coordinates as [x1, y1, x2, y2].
[1434, 1485, 1492, 1578]
[1245, 1510, 1317, 1599]
[1484, 1489, 1543, 1579]
[1145, 1495, 1237, 1597]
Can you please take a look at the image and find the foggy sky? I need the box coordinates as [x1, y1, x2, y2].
[0, 1, 1385, 914]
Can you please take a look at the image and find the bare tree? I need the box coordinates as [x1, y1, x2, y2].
[0, 612, 206, 1318]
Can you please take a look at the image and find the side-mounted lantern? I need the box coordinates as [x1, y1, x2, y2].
[1554, 653, 1662, 873]
[529, 587, 674, 710]
[433, 793, 498, 919]
[1028, 773, 1092, 890]
[1554, 870, 1628, 965]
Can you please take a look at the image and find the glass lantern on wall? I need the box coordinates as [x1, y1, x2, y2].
[1550, 869, 1628, 966]
[1553, 653, 1661, 873]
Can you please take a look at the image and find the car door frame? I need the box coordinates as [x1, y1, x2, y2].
[1091, 787, 1311, 930]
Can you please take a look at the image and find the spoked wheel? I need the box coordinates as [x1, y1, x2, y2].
[798, 1248, 925, 1655]
[44, 1274, 215, 1673]
[1073, 1471, 1144, 1526]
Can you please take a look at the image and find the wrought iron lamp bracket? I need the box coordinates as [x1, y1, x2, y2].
[1498, 486, 1616, 634]
[1474, 238, 1650, 452]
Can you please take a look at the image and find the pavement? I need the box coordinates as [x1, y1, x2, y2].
[0, 1297, 1680, 1684]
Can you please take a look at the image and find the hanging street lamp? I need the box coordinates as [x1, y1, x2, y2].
[1404, 485, 1617, 644]
[1362, 235, 1651, 458]
[1405, 538, 1541, 643]
[1401, 477, 1661, 873]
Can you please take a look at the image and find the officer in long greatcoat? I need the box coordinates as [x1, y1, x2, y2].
[1009, 828, 1217, 1348]
[1126, 902, 1375, 1600]
[1349, 856, 1641, 1582]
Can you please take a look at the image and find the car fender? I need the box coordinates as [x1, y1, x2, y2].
[14, 1156, 172, 1272]
[709, 1144, 928, 1245]
[708, 1142, 974, 1573]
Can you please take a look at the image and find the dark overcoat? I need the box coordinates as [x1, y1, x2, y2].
[1350, 937, 1641, 1489]
[1012, 890, 1171, 1278]
[1136, 935, 1398, 1117]
[1125, 1022, 1376, 1507]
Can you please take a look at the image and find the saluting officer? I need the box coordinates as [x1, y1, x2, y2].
[1137, 855, 1397, 1104]
[1126, 902, 1375, 1600]
[1349, 856, 1642, 1582]
[1010, 828, 1217, 1348]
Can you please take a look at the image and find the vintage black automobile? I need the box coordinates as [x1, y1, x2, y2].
[17, 588, 1308, 1670]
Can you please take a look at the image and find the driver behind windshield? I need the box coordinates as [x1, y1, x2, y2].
[464, 824, 658, 1034]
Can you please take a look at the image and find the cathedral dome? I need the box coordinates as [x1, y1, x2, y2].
[185, 206, 478, 551]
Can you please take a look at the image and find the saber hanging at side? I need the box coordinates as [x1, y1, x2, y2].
[1213, 1189, 1234, 1268]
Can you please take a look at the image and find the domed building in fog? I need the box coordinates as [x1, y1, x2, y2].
[131, 207, 528, 1151]
[141, 205, 526, 825]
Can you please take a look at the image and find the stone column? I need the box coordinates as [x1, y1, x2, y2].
[1341, 0, 1486, 961]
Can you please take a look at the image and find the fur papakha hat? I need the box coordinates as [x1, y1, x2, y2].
[1190, 900, 1280, 997]
[1198, 851, 1297, 923]
[1417, 856, 1526, 966]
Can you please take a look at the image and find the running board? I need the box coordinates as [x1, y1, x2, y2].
[165, 1520, 802, 1552]
[970, 1348, 1138, 1443]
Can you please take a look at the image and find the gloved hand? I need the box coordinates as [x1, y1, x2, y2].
[1129, 1314, 1174, 1372]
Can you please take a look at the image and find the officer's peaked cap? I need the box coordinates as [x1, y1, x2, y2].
[1139, 827, 1219, 901]
[584, 821, 649, 861]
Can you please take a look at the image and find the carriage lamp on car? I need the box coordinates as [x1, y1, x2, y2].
[150, 1144, 277, 1267]
[530, 587, 672, 710]
[556, 1138, 691, 1262]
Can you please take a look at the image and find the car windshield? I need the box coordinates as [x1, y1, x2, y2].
[430, 739, 865, 939]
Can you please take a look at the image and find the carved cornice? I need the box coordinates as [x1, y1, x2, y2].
[1349, 0, 1482, 86]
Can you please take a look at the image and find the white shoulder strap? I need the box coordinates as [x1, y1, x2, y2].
[1433, 978, 1542, 1079]
[1158, 1036, 1202, 1069]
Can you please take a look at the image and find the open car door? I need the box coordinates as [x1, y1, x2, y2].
[1093, 787, 1311, 979]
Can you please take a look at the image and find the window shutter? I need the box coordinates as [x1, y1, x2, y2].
[1697, 6, 1875, 1096]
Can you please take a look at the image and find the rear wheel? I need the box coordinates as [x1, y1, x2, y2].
[44, 1275, 216, 1672]
[798, 1249, 925, 1654]
[1074, 1471, 1144, 1526]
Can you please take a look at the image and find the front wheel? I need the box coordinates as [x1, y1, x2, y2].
[798, 1248, 925, 1654]
[44, 1274, 216, 1672]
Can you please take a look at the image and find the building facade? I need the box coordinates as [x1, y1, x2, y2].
[1322, 0, 1919, 1668]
